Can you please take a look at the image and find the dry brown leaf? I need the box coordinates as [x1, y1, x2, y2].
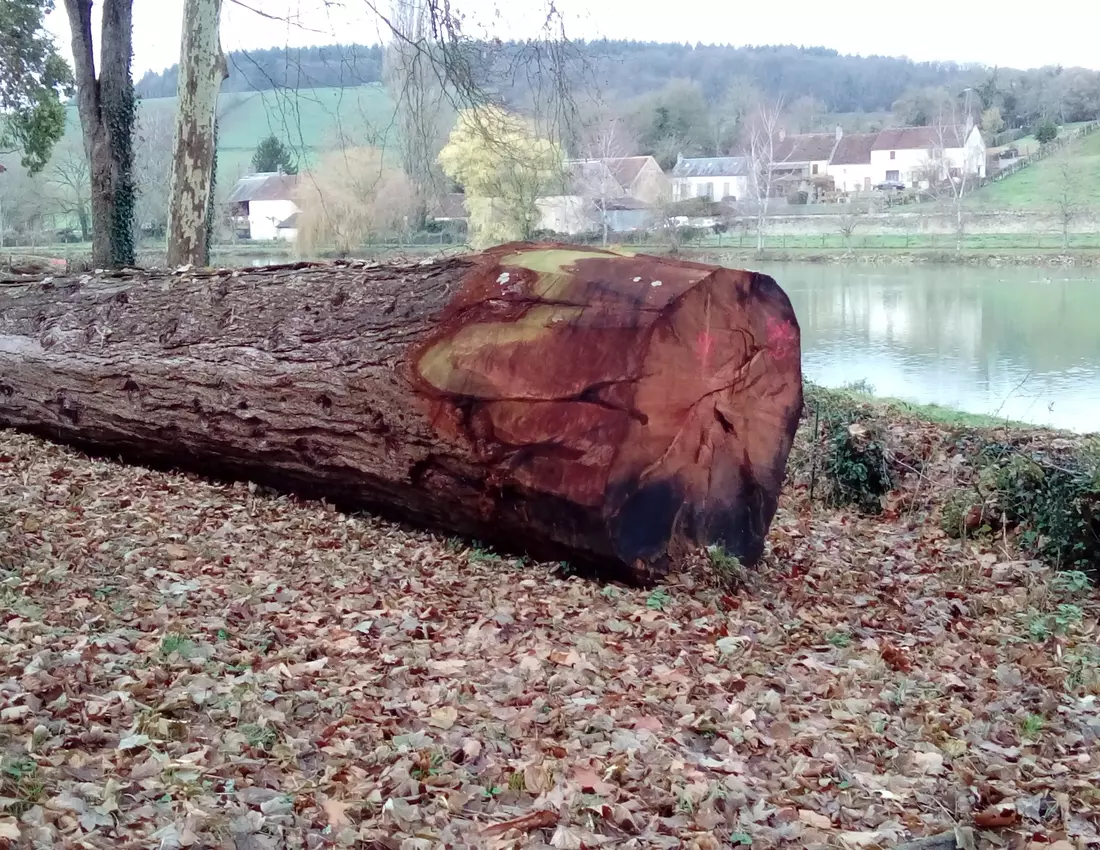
[799, 809, 833, 829]
[481, 808, 559, 837]
[974, 805, 1019, 829]
[429, 705, 458, 729]
[322, 798, 352, 829]
[573, 766, 616, 796]
[549, 824, 584, 849]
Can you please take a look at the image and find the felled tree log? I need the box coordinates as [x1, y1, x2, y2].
[0, 243, 802, 583]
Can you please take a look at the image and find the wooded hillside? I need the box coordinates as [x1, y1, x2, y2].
[136, 41, 971, 113]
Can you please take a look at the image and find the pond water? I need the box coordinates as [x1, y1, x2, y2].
[749, 262, 1100, 433]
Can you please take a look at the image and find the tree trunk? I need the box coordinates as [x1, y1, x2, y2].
[167, 0, 227, 268]
[63, 0, 135, 269]
[0, 244, 803, 584]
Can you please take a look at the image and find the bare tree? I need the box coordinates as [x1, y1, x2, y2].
[133, 108, 177, 239]
[383, 0, 452, 222]
[924, 110, 981, 253]
[713, 76, 760, 156]
[0, 164, 52, 246]
[1054, 162, 1081, 251]
[167, 0, 227, 267]
[746, 98, 785, 255]
[576, 109, 634, 244]
[62, 0, 136, 268]
[838, 206, 864, 256]
[49, 137, 91, 241]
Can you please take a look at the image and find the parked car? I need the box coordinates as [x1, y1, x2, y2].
[874, 180, 905, 191]
[999, 147, 1020, 159]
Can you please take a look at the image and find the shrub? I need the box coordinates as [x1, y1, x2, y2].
[824, 421, 892, 513]
[800, 384, 894, 513]
[1033, 120, 1058, 144]
[978, 442, 1100, 574]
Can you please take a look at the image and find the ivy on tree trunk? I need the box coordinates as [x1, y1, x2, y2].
[62, 0, 136, 269]
[166, 0, 227, 268]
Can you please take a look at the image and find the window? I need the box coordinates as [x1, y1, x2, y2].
[699, 182, 714, 199]
[673, 182, 682, 201]
[889, 151, 896, 160]
[812, 163, 819, 175]
[886, 170, 900, 181]
[723, 181, 730, 198]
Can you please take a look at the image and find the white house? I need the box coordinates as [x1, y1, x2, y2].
[868, 125, 986, 188]
[827, 133, 879, 192]
[275, 212, 299, 242]
[771, 130, 842, 179]
[537, 160, 624, 234]
[600, 156, 669, 204]
[227, 172, 300, 241]
[669, 156, 750, 202]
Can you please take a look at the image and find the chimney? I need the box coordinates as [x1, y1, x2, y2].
[778, 128, 786, 142]
[676, 152, 683, 166]
[836, 124, 843, 142]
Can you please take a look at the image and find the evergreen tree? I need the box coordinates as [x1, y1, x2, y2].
[251, 135, 297, 174]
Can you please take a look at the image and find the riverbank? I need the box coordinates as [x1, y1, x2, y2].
[7, 240, 1100, 272]
[1, 390, 1097, 847]
[684, 247, 1100, 267]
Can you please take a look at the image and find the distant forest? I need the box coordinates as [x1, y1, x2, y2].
[134, 41, 1100, 167]
[136, 42, 972, 113]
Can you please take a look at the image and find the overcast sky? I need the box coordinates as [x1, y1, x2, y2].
[46, 0, 1100, 78]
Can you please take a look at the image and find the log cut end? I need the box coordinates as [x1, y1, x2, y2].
[411, 243, 803, 582]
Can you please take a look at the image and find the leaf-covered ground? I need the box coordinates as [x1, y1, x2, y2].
[1, 421, 1099, 850]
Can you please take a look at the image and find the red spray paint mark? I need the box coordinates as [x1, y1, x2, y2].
[696, 330, 714, 368]
[766, 317, 796, 361]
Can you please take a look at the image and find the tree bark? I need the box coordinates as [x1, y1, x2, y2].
[63, 0, 135, 269]
[166, 0, 228, 268]
[0, 244, 803, 583]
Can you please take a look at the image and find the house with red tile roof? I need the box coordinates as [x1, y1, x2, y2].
[825, 124, 986, 193]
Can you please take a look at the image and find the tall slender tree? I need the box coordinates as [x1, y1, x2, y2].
[62, 0, 137, 268]
[166, 0, 227, 267]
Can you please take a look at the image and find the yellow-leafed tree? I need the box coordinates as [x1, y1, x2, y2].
[438, 106, 565, 249]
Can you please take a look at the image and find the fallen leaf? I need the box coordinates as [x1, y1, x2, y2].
[117, 733, 151, 751]
[799, 809, 833, 829]
[481, 808, 559, 836]
[839, 830, 887, 848]
[632, 715, 663, 732]
[911, 751, 945, 775]
[429, 705, 458, 729]
[974, 805, 1019, 829]
[572, 766, 616, 796]
[549, 824, 584, 849]
[880, 642, 912, 672]
[322, 798, 352, 829]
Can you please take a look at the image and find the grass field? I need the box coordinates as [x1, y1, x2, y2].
[212, 84, 399, 181]
[47, 84, 400, 186]
[968, 125, 1100, 210]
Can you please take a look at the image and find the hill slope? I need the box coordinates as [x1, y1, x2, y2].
[968, 127, 1100, 210]
[134, 84, 397, 182]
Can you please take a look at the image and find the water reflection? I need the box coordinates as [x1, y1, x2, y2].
[750, 263, 1100, 433]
